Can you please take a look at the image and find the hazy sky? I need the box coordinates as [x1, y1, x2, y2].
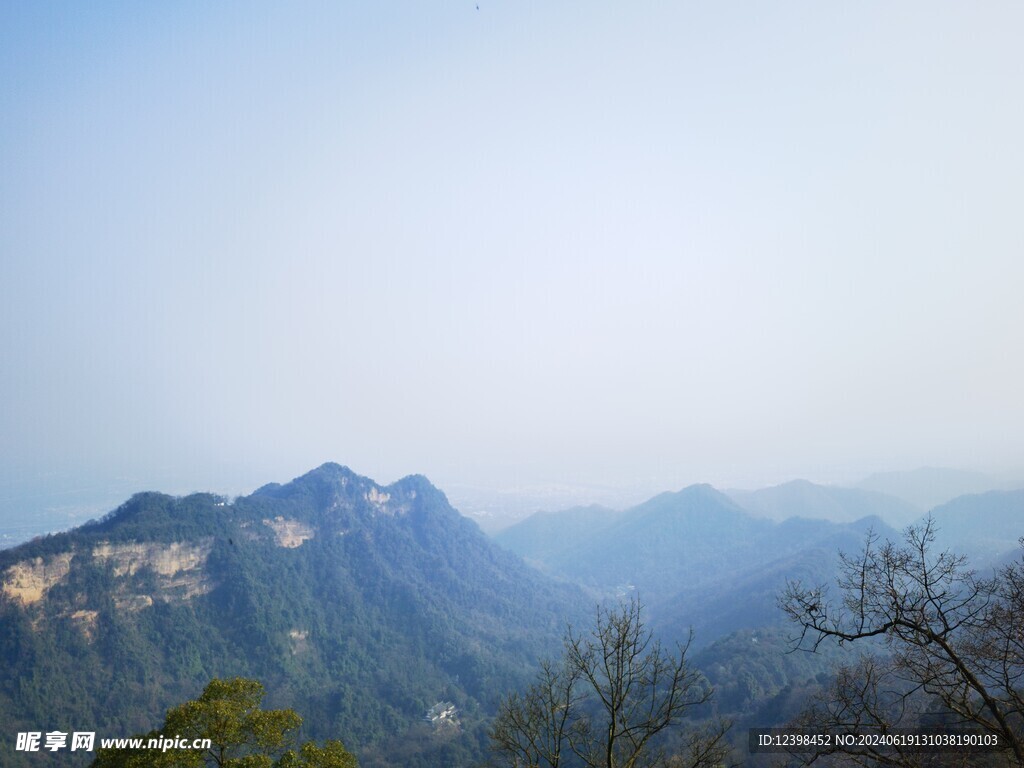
[2, 2, 1023, 513]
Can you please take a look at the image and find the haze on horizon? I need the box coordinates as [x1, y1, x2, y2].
[2, 2, 1023, 527]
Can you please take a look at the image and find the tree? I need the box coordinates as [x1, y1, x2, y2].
[276, 741, 358, 768]
[91, 677, 357, 768]
[491, 656, 584, 768]
[781, 519, 1024, 767]
[490, 598, 729, 768]
[164, 677, 301, 767]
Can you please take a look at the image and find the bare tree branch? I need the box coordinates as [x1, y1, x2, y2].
[491, 598, 729, 768]
[779, 517, 1024, 767]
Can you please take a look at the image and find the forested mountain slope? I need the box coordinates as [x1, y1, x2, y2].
[0, 463, 587, 768]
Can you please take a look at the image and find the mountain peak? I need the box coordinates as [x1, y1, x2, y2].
[255, 465, 446, 502]
[298, 462, 362, 485]
[633, 483, 749, 519]
[386, 473, 448, 505]
[252, 463, 366, 503]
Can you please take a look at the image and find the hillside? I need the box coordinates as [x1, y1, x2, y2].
[727, 479, 921, 526]
[926, 488, 1024, 563]
[856, 467, 998, 511]
[489, 503, 620, 570]
[495, 486, 902, 643]
[652, 515, 899, 644]
[0, 464, 587, 768]
[497, 485, 767, 591]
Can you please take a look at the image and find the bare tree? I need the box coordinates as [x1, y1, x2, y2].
[787, 654, 984, 768]
[490, 598, 729, 768]
[490, 657, 584, 768]
[781, 518, 1024, 767]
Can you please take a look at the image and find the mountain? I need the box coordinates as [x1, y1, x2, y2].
[497, 485, 770, 594]
[925, 489, 1024, 565]
[490, 504, 620, 570]
[727, 479, 921, 526]
[0, 463, 587, 768]
[443, 482, 645, 534]
[652, 514, 900, 644]
[856, 467, 997, 511]
[495, 486, 902, 644]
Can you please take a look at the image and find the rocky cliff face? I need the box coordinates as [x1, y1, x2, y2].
[1, 551, 74, 604]
[2, 539, 216, 622]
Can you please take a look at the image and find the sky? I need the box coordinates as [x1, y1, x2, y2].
[2, 1, 1023, 526]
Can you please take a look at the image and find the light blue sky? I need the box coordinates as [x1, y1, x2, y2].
[2, 2, 1023, 518]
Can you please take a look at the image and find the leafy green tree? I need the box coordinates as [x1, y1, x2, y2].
[165, 677, 299, 766]
[276, 741, 358, 768]
[91, 678, 357, 768]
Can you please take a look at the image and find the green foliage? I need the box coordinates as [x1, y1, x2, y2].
[165, 677, 301, 765]
[693, 626, 841, 715]
[277, 741, 358, 768]
[91, 677, 355, 768]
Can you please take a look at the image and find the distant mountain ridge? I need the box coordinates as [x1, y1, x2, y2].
[496, 484, 768, 590]
[856, 466, 998, 511]
[491, 503, 620, 569]
[727, 479, 921, 526]
[926, 489, 1024, 563]
[0, 463, 587, 768]
[494, 483, 904, 644]
[493, 476, 1024, 649]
